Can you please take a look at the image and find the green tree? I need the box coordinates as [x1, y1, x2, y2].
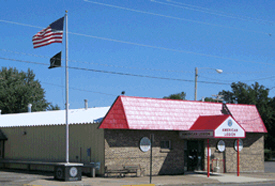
[0, 67, 59, 114]
[163, 92, 186, 100]
[219, 82, 274, 150]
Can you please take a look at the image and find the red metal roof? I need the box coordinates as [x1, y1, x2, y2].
[226, 104, 267, 133]
[99, 96, 267, 133]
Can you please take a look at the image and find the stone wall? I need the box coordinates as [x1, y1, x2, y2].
[104, 129, 185, 175]
[205, 133, 264, 173]
[105, 130, 264, 175]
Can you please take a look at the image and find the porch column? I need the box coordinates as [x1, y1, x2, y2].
[207, 138, 210, 177]
[237, 138, 240, 176]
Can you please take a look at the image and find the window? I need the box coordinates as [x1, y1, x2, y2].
[160, 140, 171, 150]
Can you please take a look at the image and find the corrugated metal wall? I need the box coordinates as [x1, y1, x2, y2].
[1, 123, 105, 174]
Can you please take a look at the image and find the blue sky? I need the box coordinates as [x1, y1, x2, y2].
[1, 0, 275, 109]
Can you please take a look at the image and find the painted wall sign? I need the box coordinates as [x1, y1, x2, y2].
[179, 131, 213, 139]
[139, 137, 151, 152]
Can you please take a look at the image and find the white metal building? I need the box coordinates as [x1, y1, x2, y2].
[0, 107, 109, 174]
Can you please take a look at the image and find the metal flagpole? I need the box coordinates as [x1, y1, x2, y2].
[65, 10, 69, 164]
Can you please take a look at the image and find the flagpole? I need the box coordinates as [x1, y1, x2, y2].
[65, 10, 69, 164]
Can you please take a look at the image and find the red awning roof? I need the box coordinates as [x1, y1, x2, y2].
[99, 96, 267, 133]
[190, 115, 231, 130]
[189, 115, 246, 138]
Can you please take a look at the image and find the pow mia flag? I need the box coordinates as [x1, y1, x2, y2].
[49, 51, 62, 69]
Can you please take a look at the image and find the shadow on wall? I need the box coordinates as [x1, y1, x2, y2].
[158, 151, 185, 175]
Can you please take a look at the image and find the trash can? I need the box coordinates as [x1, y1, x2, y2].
[88, 162, 100, 177]
[54, 163, 83, 181]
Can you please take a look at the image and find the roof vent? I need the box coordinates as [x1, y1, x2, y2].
[84, 99, 88, 110]
[28, 103, 32, 113]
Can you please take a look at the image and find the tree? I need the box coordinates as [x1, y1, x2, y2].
[0, 67, 59, 114]
[219, 82, 274, 150]
[219, 82, 272, 123]
[163, 92, 186, 100]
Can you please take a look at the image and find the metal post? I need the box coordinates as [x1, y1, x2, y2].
[237, 139, 240, 176]
[65, 10, 69, 163]
[150, 134, 154, 184]
[194, 67, 198, 101]
[207, 138, 210, 177]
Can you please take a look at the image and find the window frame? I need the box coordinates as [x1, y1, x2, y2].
[160, 140, 172, 152]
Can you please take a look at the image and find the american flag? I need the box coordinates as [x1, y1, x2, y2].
[32, 17, 64, 49]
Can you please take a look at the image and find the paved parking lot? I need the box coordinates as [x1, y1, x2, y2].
[0, 170, 52, 186]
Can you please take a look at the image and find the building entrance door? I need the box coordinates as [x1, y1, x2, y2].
[0, 141, 3, 159]
[184, 140, 204, 171]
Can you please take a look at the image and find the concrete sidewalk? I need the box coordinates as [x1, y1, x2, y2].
[27, 172, 275, 186]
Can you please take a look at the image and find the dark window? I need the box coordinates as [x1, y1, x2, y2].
[160, 140, 171, 149]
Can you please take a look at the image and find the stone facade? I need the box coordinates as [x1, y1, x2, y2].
[105, 129, 185, 175]
[205, 133, 265, 173]
[105, 129, 265, 175]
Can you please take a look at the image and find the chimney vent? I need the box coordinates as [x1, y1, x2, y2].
[28, 104, 32, 113]
[84, 99, 88, 110]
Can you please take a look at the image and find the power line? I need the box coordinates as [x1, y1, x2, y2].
[70, 31, 275, 67]
[200, 75, 275, 83]
[1, 49, 275, 74]
[0, 49, 192, 73]
[0, 56, 230, 85]
[0, 19, 43, 29]
[83, 0, 271, 36]
[1, 20, 275, 67]
[42, 82, 117, 96]
[158, 0, 275, 25]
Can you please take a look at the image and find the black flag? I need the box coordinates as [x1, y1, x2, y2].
[49, 51, 61, 69]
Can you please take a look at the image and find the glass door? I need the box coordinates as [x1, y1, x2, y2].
[184, 140, 204, 171]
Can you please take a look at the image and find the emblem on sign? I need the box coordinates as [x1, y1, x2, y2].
[69, 167, 78, 177]
[228, 119, 232, 127]
[56, 167, 63, 179]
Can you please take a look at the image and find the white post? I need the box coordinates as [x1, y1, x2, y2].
[65, 10, 69, 163]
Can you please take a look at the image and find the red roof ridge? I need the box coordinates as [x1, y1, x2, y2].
[120, 95, 224, 105]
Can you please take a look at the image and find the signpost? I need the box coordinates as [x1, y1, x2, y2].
[139, 136, 154, 184]
[150, 134, 154, 184]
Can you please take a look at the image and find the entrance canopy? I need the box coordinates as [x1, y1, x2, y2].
[180, 115, 245, 139]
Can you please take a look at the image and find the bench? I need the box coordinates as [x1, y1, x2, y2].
[123, 165, 140, 177]
[104, 164, 144, 177]
[0, 159, 83, 171]
[104, 165, 127, 177]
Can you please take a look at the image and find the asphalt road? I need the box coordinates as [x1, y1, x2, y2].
[1, 162, 275, 186]
[0, 170, 52, 186]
